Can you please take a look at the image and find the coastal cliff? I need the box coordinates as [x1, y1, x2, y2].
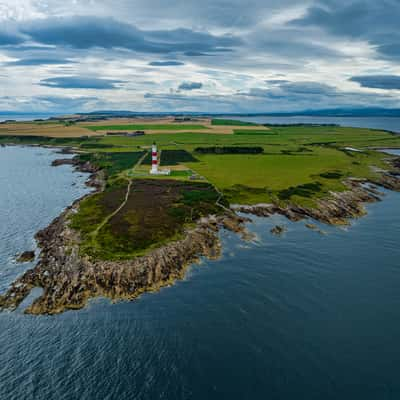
[0, 202, 249, 314]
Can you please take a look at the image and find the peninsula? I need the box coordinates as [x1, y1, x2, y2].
[1, 116, 400, 314]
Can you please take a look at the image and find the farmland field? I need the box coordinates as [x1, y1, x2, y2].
[84, 124, 209, 132]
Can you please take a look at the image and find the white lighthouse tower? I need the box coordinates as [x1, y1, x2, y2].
[150, 142, 158, 174]
[149, 142, 171, 176]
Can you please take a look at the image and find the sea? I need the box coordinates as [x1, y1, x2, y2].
[228, 115, 400, 133]
[0, 114, 58, 122]
[1, 124, 400, 399]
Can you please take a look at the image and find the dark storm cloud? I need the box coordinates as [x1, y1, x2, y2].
[39, 76, 124, 89]
[5, 58, 76, 66]
[293, 0, 400, 60]
[20, 16, 240, 54]
[148, 61, 185, 66]
[178, 82, 203, 90]
[350, 75, 400, 90]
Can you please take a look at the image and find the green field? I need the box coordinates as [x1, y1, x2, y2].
[211, 119, 256, 126]
[186, 147, 388, 205]
[84, 124, 208, 131]
[234, 129, 276, 135]
[77, 151, 144, 177]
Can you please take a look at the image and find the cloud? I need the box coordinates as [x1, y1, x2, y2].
[240, 81, 339, 99]
[293, 1, 400, 60]
[0, 95, 100, 113]
[36, 95, 99, 109]
[246, 27, 341, 60]
[20, 16, 240, 54]
[148, 61, 185, 66]
[178, 82, 203, 90]
[1, 0, 400, 113]
[5, 58, 75, 66]
[0, 29, 24, 46]
[265, 79, 290, 85]
[39, 76, 124, 89]
[88, 0, 301, 29]
[350, 75, 400, 90]
[184, 51, 209, 57]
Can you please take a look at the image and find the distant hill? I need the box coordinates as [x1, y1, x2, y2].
[80, 108, 400, 118]
[261, 108, 400, 117]
[2, 107, 400, 119]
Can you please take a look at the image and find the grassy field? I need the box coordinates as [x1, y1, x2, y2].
[77, 151, 145, 177]
[211, 119, 256, 126]
[186, 147, 388, 205]
[84, 124, 208, 132]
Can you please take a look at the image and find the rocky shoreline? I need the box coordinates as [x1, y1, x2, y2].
[0, 154, 399, 315]
[232, 167, 400, 225]
[0, 201, 251, 314]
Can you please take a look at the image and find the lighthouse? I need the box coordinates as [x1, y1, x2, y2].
[150, 142, 159, 174]
[149, 142, 171, 176]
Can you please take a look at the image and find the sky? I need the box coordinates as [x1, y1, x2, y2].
[0, 0, 400, 113]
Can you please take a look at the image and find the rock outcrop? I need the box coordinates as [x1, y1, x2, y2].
[270, 225, 287, 236]
[16, 251, 35, 263]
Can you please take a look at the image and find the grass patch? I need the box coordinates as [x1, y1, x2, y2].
[77, 152, 144, 177]
[80, 142, 114, 149]
[70, 179, 128, 236]
[234, 130, 276, 135]
[277, 182, 323, 201]
[320, 171, 343, 179]
[84, 124, 208, 132]
[142, 149, 198, 166]
[211, 119, 257, 126]
[170, 170, 192, 177]
[194, 146, 264, 154]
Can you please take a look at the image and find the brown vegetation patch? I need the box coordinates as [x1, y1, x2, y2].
[94, 179, 221, 258]
[0, 122, 98, 137]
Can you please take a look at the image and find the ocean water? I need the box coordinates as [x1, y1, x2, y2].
[227, 116, 400, 133]
[0, 147, 92, 292]
[1, 146, 400, 399]
[0, 114, 57, 122]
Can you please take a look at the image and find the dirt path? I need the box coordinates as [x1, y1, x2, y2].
[89, 151, 148, 243]
[91, 179, 132, 241]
